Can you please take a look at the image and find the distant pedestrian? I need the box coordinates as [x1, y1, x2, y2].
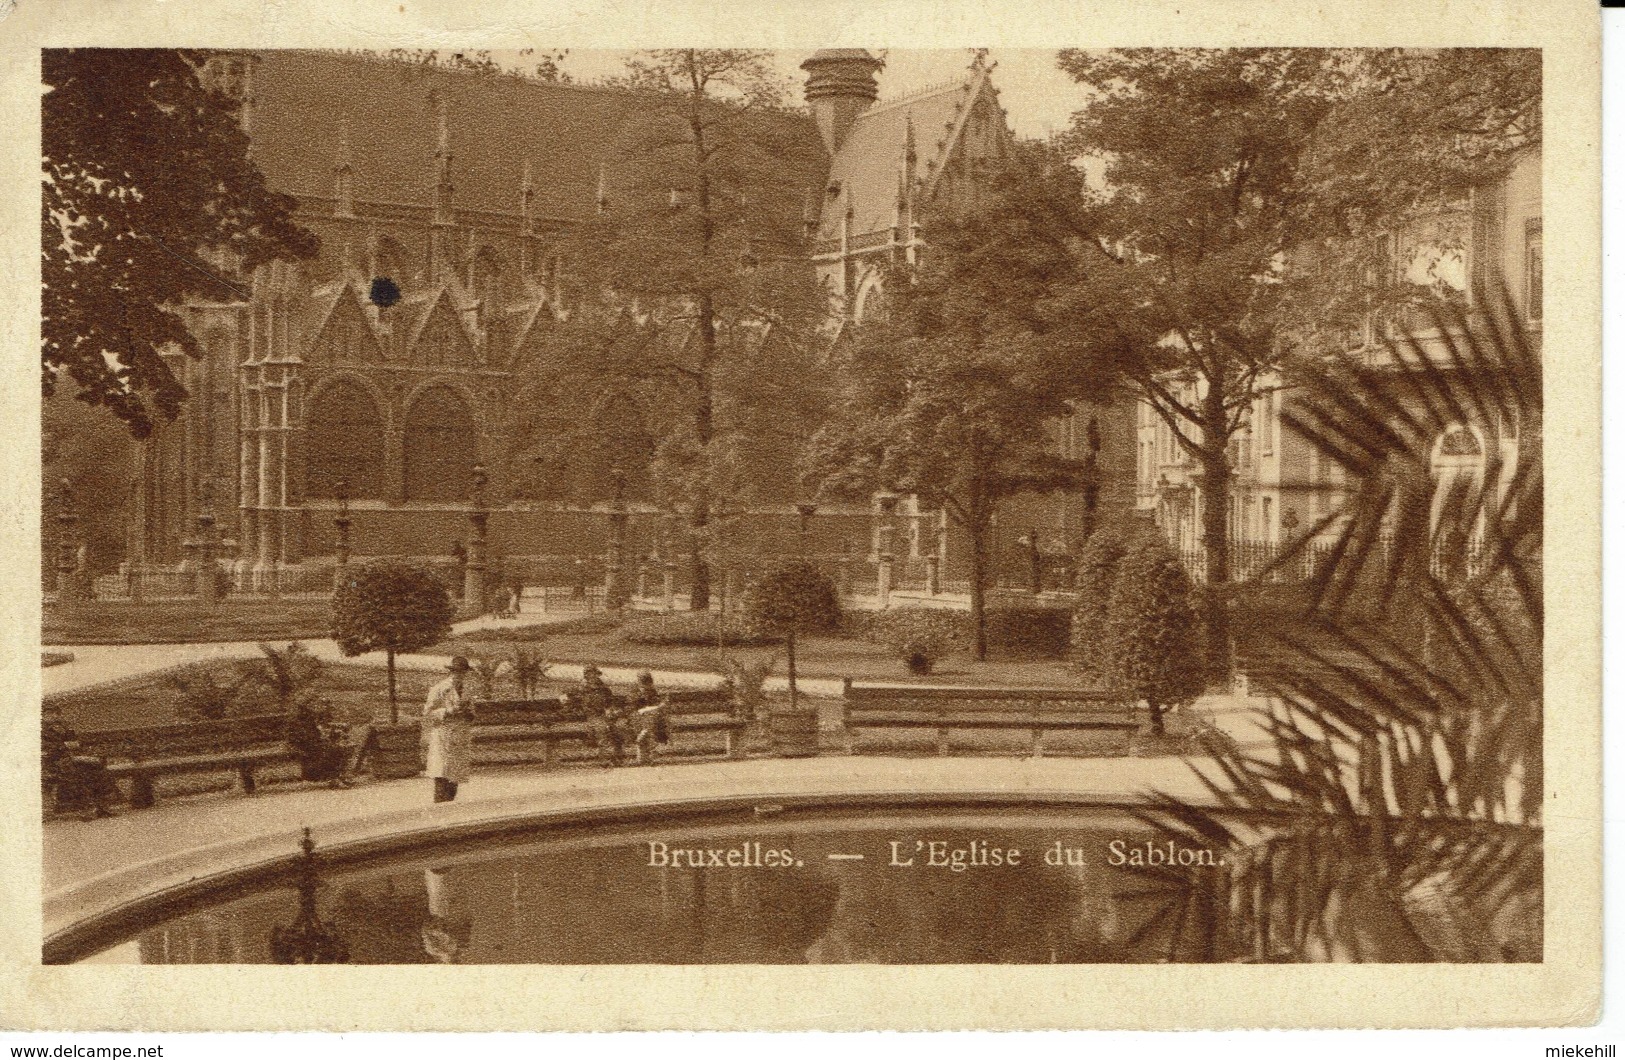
[423, 656, 475, 803]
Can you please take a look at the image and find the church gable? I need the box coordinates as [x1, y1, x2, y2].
[306, 283, 383, 365]
[924, 75, 1010, 212]
[407, 288, 477, 368]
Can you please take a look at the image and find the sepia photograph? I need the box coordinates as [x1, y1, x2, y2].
[7, 0, 1602, 1031]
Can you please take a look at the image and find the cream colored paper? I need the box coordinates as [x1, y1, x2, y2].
[0, 0, 1600, 1030]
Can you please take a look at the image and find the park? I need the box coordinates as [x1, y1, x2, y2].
[39, 45, 1542, 968]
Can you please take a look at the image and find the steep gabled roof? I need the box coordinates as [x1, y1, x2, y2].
[250, 51, 830, 229]
[302, 278, 387, 360]
[817, 61, 1003, 242]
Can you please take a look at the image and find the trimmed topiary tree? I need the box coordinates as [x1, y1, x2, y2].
[1103, 536, 1205, 735]
[331, 559, 456, 723]
[745, 560, 840, 709]
[1071, 530, 1132, 683]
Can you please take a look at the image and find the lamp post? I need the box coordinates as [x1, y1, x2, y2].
[604, 465, 630, 611]
[1081, 414, 1102, 540]
[875, 493, 898, 609]
[194, 502, 221, 606]
[52, 478, 85, 604]
[269, 828, 350, 964]
[464, 463, 489, 613]
[332, 478, 353, 592]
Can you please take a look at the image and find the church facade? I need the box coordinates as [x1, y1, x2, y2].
[113, 49, 1128, 590]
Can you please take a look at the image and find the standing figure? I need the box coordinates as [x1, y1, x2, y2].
[423, 656, 475, 803]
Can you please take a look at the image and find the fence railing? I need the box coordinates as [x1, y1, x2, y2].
[1174, 536, 1489, 585]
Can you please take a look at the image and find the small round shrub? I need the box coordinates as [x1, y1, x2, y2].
[745, 561, 841, 636]
[1102, 536, 1205, 734]
[331, 559, 456, 722]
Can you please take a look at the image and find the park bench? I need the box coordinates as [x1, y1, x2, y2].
[65, 712, 297, 809]
[840, 679, 1140, 757]
[472, 683, 746, 766]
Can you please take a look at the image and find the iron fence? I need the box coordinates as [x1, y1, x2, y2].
[1174, 536, 1488, 585]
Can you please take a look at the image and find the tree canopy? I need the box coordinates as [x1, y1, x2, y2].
[804, 184, 1111, 656]
[43, 49, 318, 436]
[511, 49, 832, 608]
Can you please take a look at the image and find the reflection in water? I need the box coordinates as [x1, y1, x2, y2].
[268, 828, 349, 964]
[105, 814, 1200, 964]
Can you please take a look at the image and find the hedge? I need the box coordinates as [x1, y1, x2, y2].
[619, 611, 778, 647]
[850, 605, 1073, 662]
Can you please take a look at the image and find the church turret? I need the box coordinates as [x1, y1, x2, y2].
[800, 49, 883, 155]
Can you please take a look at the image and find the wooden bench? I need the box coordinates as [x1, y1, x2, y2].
[472, 684, 746, 765]
[67, 712, 297, 808]
[840, 680, 1140, 756]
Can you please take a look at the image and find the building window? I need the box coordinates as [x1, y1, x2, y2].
[1525, 219, 1542, 322]
[1430, 424, 1486, 538]
[1261, 496, 1273, 542]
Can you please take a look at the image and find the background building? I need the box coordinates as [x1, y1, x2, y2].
[1135, 145, 1541, 574]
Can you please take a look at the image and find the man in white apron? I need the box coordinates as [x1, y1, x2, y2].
[423, 656, 474, 803]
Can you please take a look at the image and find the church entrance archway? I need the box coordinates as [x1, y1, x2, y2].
[404, 386, 477, 502]
[306, 378, 385, 499]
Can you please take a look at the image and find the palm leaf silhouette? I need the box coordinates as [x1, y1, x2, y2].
[1129, 279, 1542, 962]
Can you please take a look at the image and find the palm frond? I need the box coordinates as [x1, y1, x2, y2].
[1129, 279, 1542, 962]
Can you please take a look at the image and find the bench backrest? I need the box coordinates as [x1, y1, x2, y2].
[842, 680, 1127, 717]
[475, 685, 735, 725]
[70, 713, 294, 761]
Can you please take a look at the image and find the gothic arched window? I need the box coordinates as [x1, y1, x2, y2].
[306, 379, 385, 499]
[403, 386, 477, 502]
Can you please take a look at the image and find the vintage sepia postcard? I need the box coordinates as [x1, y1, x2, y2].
[0, 0, 1601, 1032]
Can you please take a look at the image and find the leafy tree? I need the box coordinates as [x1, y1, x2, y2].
[804, 241, 1103, 661]
[1102, 535, 1205, 735]
[745, 560, 839, 708]
[331, 560, 456, 723]
[515, 49, 830, 610]
[43, 49, 317, 436]
[935, 49, 1540, 672]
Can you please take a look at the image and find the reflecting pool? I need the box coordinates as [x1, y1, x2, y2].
[84, 808, 1222, 964]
